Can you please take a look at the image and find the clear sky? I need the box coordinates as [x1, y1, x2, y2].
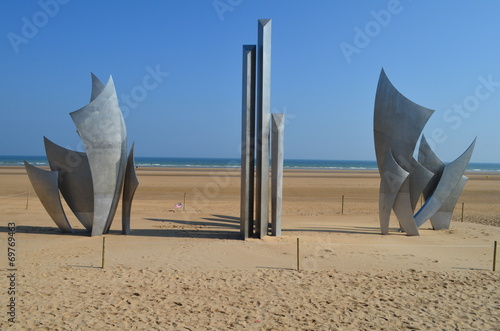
[1, 0, 500, 162]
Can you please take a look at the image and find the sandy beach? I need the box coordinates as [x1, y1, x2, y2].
[0, 166, 499, 330]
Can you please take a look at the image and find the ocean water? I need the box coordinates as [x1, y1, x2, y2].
[2, 155, 500, 172]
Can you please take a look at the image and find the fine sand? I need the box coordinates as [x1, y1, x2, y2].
[0, 166, 499, 330]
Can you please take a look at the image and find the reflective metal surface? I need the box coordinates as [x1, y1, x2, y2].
[428, 176, 468, 230]
[414, 139, 476, 228]
[374, 69, 475, 235]
[90, 72, 105, 102]
[44, 137, 94, 231]
[70, 76, 127, 236]
[255, 19, 272, 238]
[240, 45, 256, 240]
[374, 69, 434, 235]
[378, 150, 409, 235]
[374, 69, 434, 174]
[25, 74, 133, 236]
[271, 113, 285, 236]
[418, 135, 445, 199]
[122, 143, 139, 235]
[24, 161, 74, 233]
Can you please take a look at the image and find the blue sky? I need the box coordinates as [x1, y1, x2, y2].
[1, 0, 500, 162]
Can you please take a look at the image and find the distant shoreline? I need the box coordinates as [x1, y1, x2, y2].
[3, 155, 500, 172]
[2, 165, 500, 177]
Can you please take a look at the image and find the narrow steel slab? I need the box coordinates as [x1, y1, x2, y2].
[122, 143, 139, 235]
[240, 45, 256, 240]
[255, 19, 272, 239]
[271, 113, 285, 236]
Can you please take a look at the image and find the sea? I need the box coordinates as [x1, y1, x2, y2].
[2, 156, 500, 172]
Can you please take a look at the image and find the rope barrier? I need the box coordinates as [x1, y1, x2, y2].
[0, 191, 29, 198]
[1, 192, 475, 203]
[8, 239, 492, 248]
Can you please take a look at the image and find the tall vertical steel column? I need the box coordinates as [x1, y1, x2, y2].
[240, 45, 256, 240]
[122, 143, 139, 235]
[271, 113, 284, 236]
[255, 19, 272, 238]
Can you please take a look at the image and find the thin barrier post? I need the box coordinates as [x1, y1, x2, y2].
[461, 203, 464, 222]
[183, 192, 186, 211]
[25, 189, 30, 210]
[296, 238, 300, 271]
[101, 236, 106, 269]
[494, 241, 497, 272]
[341, 195, 344, 214]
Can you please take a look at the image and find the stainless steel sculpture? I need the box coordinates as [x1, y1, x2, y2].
[122, 143, 139, 235]
[418, 135, 446, 199]
[374, 69, 475, 235]
[24, 73, 138, 236]
[44, 137, 94, 232]
[255, 19, 272, 238]
[271, 113, 285, 236]
[24, 161, 74, 233]
[240, 19, 283, 239]
[426, 177, 468, 230]
[416, 134, 471, 229]
[90, 72, 105, 101]
[71, 76, 127, 236]
[414, 138, 476, 229]
[240, 45, 256, 240]
[378, 149, 410, 235]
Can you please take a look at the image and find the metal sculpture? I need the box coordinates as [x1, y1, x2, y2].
[240, 19, 284, 239]
[71, 76, 127, 236]
[416, 134, 471, 230]
[255, 19, 272, 238]
[374, 69, 475, 235]
[240, 45, 256, 240]
[44, 137, 94, 232]
[24, 74, 138, 236]
[24, 161, 74, 233]
[414, 138, 476, 229]
[378, 149, 411, 235]
[90, 72, 105, 101]
[271, 113, 285, 236]
[122, 143, 139, 235]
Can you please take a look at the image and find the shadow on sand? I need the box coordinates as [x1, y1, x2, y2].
[0, 225, 90, 236]
[67, 265, 103, 269]
[142, 214, 241, 239]
[0, 215, 242, 240]
[284, 226, 388, 236]
[0, 216, 401, 238]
